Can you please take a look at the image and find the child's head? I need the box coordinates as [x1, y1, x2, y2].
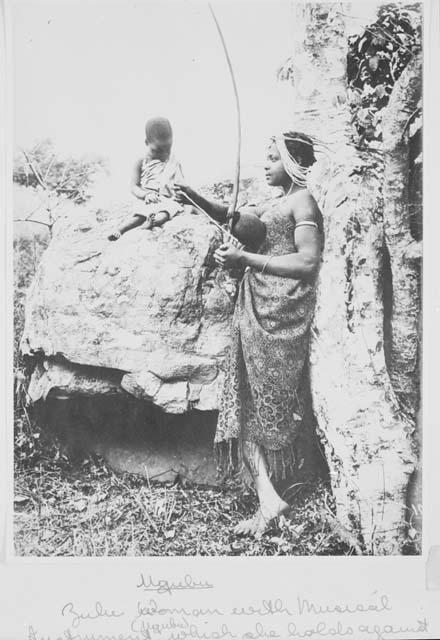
[145, 117, 173, 161]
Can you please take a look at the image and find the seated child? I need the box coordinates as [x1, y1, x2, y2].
[108, 117, 184, 240]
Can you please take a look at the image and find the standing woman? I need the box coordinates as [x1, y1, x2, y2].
[175, 132, 323, 537]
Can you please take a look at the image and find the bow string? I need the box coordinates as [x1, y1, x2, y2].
[208, 3, 241, 234]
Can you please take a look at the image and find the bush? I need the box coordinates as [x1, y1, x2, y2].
[13, 139, 108, 205]
[347, 3, 421, 146]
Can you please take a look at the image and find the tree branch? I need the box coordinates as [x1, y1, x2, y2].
[20, 149, 47, 190]
[43, 153, 56, 183]
[14, 218, 52, 229]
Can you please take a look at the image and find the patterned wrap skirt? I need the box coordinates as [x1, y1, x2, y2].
[215, 198, 318, 482]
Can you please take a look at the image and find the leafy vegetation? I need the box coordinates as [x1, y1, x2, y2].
[347, 3, 421, 147]
[13, 138, 107, 206]
[277, 3, 421, 151]
[200, 177, 255, 209]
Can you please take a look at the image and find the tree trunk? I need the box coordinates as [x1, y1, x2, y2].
[381, 53, 422, 417]
[289, 2, 419, 553]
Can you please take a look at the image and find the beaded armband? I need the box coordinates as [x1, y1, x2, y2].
[295, 221, 319, 230]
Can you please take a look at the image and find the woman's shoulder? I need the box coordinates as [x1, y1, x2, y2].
[286, 188, 317, 205]
[284, 189, 320, 222]
[284, 190, 324, 239]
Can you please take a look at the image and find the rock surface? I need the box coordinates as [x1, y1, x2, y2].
[21, 204, 236, 413]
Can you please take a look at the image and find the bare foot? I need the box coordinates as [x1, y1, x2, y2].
[234, 499, 289, 539]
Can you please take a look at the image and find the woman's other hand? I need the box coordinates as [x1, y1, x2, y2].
[174, 182, 195, 205]
[214, 243, 245, 270]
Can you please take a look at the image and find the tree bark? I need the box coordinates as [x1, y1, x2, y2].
[381, 53, 422, 417]
[288, 1, 419, 553]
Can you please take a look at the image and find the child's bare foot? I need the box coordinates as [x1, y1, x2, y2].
[234, 499, 289, 539]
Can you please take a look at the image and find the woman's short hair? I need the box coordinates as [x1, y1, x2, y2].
[283, 131, 316, 168]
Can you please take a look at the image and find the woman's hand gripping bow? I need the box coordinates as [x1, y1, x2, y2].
[214, 242, 245, 270]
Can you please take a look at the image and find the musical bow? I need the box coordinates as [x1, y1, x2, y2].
[208, 3, 241, 235]
[179, 4, 243, 248]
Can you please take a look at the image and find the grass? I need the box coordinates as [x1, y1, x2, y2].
[14, 433, 353, 557]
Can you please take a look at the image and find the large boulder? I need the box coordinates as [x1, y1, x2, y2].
[21, 202, 236, 413]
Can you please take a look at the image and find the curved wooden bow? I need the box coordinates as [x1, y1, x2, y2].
[208, 3, 241, 234]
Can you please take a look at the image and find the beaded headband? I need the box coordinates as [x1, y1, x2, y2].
[272, 135, 310, 189]
[271, 133, 329, 189]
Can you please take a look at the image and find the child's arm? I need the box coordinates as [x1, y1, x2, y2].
[130, 158, 147, 200]
[108, 214, 146, 240]
[130, 158, 160, 203]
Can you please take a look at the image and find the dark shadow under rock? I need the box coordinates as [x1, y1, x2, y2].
[40, 393, 329, 489]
